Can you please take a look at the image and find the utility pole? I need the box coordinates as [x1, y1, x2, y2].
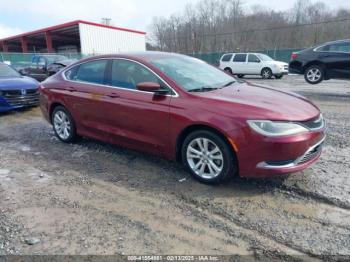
[101, 18, 112, 26]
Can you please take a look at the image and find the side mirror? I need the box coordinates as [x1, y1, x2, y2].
[136, 82, 168, 95]
[255, 59, 261, 63]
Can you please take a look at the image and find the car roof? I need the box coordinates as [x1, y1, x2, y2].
[221, 52, 265, 55]
[321, 39, 350, 45]
[76, 51, 192, 64]
[74, 51, 195, 64]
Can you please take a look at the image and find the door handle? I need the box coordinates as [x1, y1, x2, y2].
[65, 87, 76, 92]
[107, 92, 120, 98]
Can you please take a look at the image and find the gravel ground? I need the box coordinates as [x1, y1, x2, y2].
[0, 75, 349, 259]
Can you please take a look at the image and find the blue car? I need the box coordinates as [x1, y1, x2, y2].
[0, 63, 40, 112]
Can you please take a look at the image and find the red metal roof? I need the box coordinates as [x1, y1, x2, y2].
[0, 20, 146, 42]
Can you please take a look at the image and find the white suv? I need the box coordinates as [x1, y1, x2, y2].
[219, 53, 289, 79]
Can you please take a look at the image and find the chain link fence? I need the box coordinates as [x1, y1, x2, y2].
[0, 52, 85, 68]
[1, 48, 303, 68]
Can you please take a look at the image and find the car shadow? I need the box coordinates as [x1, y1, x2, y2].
[67, 136, 289, 200]
[0, 107, 36, 117]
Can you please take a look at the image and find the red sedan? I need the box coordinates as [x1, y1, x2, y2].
[39, 52, 326, 184]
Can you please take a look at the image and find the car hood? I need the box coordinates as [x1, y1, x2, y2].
[51, 59, 76, 67]
[0, 76, 39, 90]
[264, 60, 288, 66]
[193, 81, 320, 121]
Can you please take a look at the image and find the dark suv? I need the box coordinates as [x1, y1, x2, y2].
[289, 39, 350, 84]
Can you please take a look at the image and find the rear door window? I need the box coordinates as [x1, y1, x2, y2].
[233, 54, 247, 62]
[221, 54, 233, 62]
[75, 60, 108, 85]
[328, 42, 350, 53]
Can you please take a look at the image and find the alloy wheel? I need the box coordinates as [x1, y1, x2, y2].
[306, 68, 322, 83]
[262, 68, 272, 79]
[186, 137, 224, 179]
[53, 110, 72, 140]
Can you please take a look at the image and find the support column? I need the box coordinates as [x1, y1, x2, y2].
[21, 37, 28, 53]
[2, 41, 8, 52]
[45, 31, 54, 53]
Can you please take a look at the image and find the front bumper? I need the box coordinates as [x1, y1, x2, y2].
[0, 90, 39, 112]
[231, 126, 326, 178]
[256, 135, 325, 170]
[273, 68, 289, 75]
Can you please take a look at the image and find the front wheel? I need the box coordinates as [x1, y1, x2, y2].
[261, 68, 272, 79]
[182, 130, 237, 184]
[52, 106, 77, 143]
[304, 65, 324, 84]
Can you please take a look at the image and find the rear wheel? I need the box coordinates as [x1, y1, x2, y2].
[304, 65, 324, 84]
[261, 68, 272, 79]
[52, 106, 77, 143]
[181, 130, 237, 184]
[224, 67, 233, 75]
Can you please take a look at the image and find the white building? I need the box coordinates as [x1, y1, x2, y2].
[0, 20, 146, 55]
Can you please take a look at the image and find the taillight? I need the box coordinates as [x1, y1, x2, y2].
[291, 53, 298, 60]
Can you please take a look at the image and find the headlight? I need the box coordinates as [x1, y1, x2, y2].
[247, 120, 308, 136]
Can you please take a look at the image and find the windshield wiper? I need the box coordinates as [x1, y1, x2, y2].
[188, 87, 220, 92]
[222, 80, 236, 87]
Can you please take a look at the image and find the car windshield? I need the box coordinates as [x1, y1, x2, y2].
[149, 56, 235, 91]
[257, 54, 274, 61]
[0, 64, 21, 78]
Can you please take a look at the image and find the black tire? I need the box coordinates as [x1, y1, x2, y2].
[261, 68, 273, 79]
[304, 65, 324, 84]
[52, 106, 77, 143]
[237, 74, 244, 78]
[275, 74, 283, 79]
[181, 130, 237, 184]
[224, 67, 233, 75]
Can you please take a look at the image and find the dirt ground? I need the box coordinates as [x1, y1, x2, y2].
[0, 75, 349, 260]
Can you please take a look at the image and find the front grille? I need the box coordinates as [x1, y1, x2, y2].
[2, 89, 38, 96]
[2, 89, 39, 107]
[265, 159, 294, 166]
[299, 114, 324, 130]
[296, 141, 324, 164]
[284, 65, 288, 70]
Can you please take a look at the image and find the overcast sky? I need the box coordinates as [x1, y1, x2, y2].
[1, 0, 350, 39]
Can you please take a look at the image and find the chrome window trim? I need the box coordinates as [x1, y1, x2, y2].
[61, 57, 179, 97]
